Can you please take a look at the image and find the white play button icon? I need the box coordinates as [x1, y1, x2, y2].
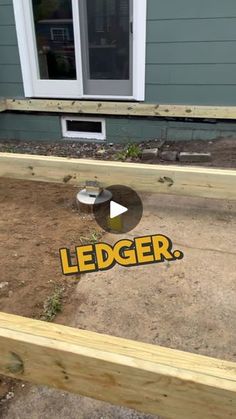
[93, 185, 143, 234]
[110, 201, 128, 219]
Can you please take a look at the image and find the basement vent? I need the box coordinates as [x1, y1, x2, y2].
[61, 117, 106, 140]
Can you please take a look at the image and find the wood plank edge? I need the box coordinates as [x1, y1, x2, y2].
[5, 98, 236, 119]
[0, 313, 236, 419]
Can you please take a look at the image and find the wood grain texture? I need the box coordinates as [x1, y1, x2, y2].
[0, 152, 235, 200]
[0, 99, 6, 112]
[0, 312, 236, 419]
[6, 98, 236, 119]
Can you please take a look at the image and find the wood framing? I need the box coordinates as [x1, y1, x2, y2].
[0, 99, 6, 112]
[0, 152, 235, 200]
[5, 98, 236, 119]
[1, 312, 236, 419]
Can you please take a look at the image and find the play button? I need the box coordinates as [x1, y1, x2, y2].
[93, 185, 143, 234]
[110, 201, 128, 219]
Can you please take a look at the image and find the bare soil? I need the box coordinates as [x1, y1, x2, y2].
[0, 138, 236, 168]
[0, 178, 102, 413]
[0, 178, 236, 419]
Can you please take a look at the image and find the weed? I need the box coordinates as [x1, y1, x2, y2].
[126, 143, 142, 158]
[116, 143, 141, 161]
[90, 231, 103, 244]
[115, 151, 127, 161]
[41, 286, 64, 322]
[79, 230, 103, 245]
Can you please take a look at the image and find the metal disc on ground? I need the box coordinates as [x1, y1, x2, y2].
[76, 188, 112, 214]
[93, 185, 143, 234]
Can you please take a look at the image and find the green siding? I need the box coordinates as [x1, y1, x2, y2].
[0, 46, 20, 65]
[147, 0, 236, 19]
[145, 0, 236, 104]
[1, 0, 236, 108]
[146, 64, 236, 85]
[145, 85, 236, 106]
[0, 4, 15, 25]
[0, 83, 23, 96]
[0, 26, 17, 45]
[146, 42, 236, 64]
[0, 1, 23, 98]
[0, 64, 22, 83]
[147, 19, 236, 43]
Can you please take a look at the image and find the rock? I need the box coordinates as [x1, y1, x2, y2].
[0, 282, 9, 290]
[141, 148, 159, 160]
[0, 282, 9, 296]
[8, 290, 13, 298]
[6, 392, 14, 401]
[155, 139, 165, 148]
[179, 152, 212, 163]
[160, 151, 178, 162]
[96, 149, 106, 156]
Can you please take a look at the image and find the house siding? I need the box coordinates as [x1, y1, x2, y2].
[1, 0, 236, 105]
[146, 0, 236, 104]
[1, 0, 236, 143]
[0, 0, 24, 97]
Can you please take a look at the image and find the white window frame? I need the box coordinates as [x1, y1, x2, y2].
[61, 116, 106, 140]
[13, 0, 147, 101]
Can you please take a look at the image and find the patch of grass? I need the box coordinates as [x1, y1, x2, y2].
[41, 286, 64, 322]
[115, 151, 127, 161]
[126, 143, 142, 158]
[116, 143, 141, 161]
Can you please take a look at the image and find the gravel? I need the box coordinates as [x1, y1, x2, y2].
[0, 138, 235, 168]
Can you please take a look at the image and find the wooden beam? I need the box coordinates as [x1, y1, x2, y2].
[0, 152, 235, 200]
[6, 98, 236, 119]
[0, 99, 6, 112]
[0, 312, 236, 419]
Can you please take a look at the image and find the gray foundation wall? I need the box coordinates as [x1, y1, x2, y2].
[0, 113, 236, 143]
[1, 1, 236, 142]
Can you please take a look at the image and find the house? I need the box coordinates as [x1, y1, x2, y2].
[1, 0, 236, 143]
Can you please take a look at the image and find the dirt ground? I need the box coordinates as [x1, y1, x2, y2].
[0, 138, 236, 168]
[0, 178, 236, 418]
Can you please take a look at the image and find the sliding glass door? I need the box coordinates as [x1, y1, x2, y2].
[14, 0, 146, 99]
[79, 0, 133, 96]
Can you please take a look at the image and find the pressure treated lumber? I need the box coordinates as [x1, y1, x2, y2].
[0, 152, 235, 200]
[6, 98, 236, 119]
[0, 312, 236, 419]
[0, 99, 6, 112]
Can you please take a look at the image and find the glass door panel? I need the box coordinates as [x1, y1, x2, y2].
[32, 0, 76, 80]
[80, 0, 133, 96]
